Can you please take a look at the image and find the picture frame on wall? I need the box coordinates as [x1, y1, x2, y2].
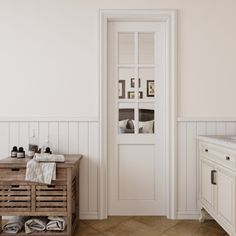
[147, 80, 155, 97]
[128, 91, 135, 99]
[130, 78, 141, 88]
[128, 91, 143, 99]
[119, 80, 125, 99]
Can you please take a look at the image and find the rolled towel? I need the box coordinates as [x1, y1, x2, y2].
[46, 217, 66, 231]
[34, 153, 65, 163]
[25, 217, 48, 234]
[3, 216, 27, 234]
[25, 159, 56, 184]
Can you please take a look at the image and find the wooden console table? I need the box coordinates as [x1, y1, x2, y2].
[0, 154, 82, 236]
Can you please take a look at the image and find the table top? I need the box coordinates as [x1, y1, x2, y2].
[0, 154, 83, 168]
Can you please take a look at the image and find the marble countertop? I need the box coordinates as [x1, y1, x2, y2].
[198, 135, 236, 149]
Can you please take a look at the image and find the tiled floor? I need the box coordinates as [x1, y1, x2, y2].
[77, 216, 227, 236]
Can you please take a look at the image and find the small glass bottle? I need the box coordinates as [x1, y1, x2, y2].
[28, 129, 38, 158]
[17, 147, 25, 158]
[11, 146, 18, 158]
[42, 136, 50, 153]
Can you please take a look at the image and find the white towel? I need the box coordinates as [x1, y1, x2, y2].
[46, 217, 66, 231]
[3, 217, 27, 234]
[25, 159, 56, 184]
[25, 217, 48, 234]
[34, 153, 65, 162]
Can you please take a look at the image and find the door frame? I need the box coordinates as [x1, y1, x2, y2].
[99, 9, 178, 219]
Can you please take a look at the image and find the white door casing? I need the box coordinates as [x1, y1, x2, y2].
[99, 10, 177, 219]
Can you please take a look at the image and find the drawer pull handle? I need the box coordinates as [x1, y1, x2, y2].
[47, 185, 55, 188]
[11, 168, 20, 171]
[11, 185, 19, 188]
[211, 170, 217, 185]
[205, 149, 208, 152]
[226, 156, 230, 160]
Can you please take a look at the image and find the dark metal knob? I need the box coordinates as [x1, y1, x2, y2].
[205, 149, 208, 152]
[226, 156, 230, 160]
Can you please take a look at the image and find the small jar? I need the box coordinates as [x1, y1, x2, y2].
[11, 146, 18, 158]
[17, 147, 25, 158]
[45, 147, 52, 154]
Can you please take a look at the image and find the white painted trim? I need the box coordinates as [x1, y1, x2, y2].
[176, 211, 200, 220]
[178, 117, 236, 122]
[80, 211, 99, 220]
[0, 117, 98, 122]
[99, 9, 178, 219]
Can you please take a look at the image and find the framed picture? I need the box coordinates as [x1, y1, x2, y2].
[119, 80, 125, 99]
[128, 91, 135, 99]
[128, 91, 143, 99]
[147, 80, 155, 97]
[130, 78, 141, 88]
[139, 91, 143, 99]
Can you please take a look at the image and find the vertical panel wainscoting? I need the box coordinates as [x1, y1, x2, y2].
[177, 120, 236, 219]
[0, 119, 99, 220]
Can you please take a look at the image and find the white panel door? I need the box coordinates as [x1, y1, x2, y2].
[217, 167, 235, 227]
[108, 21, 166, 215]
[200, 159, 215, 212]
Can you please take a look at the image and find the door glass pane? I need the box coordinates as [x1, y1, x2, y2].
[138, 103, 155, 134]
[138, 33, 155, 64]
[118, 103, 135, 134]
[118, 68, 135, 99]
[139, 68, 155, 100]
[118, 33, 135, 64]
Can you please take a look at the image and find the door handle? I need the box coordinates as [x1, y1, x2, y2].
[211, 170, 216, 185]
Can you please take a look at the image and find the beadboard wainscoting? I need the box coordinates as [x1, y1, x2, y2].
[177, 119, 236, 219]
[0, 119, 99, 220]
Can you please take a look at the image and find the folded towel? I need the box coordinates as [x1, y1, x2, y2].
[25, 217, 48, 234]
[3, 217, 27, 234]
[34, 153, 65, 163]
[46, 217, 66, 231]
[25, 159, 56, 184]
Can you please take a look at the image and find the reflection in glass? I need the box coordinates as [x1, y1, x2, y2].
[118, 33, 135, 64]
[118, 68, 135, 99]
[138, 33, 155, 64]
[138, 103, 155, 134]
[139, 68, 155, 99]
[118, 108, 135, 134]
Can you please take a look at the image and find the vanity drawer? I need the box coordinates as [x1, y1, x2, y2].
[200, 142, 236, 169]
[0, 168, 26, 181]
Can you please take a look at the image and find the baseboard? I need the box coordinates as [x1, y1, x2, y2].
[176, 210, 200, 220]
[80, 211, 99, 220]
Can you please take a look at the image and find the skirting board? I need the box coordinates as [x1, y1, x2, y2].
[80, 211, 99, 220]
[176, 211, 201, 220]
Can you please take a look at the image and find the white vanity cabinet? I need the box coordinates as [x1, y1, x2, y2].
[199, 136, 236, 236]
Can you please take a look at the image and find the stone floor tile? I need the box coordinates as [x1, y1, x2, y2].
[82, 216, 132, 232]
[103, 218, 150, 236]
[75, 221, 104, 236]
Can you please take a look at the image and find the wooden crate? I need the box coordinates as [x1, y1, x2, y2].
[36, 184, 67, 212]
[0, 184, 31, 212]
[0, 155, 82, 236]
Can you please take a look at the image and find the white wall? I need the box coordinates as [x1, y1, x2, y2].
[0, 0, 236, 117]
[1, 0, 236, 220]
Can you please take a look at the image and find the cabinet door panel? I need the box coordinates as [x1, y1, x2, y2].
[200, 159, 215, 211]
[217, 168, 235, 227]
